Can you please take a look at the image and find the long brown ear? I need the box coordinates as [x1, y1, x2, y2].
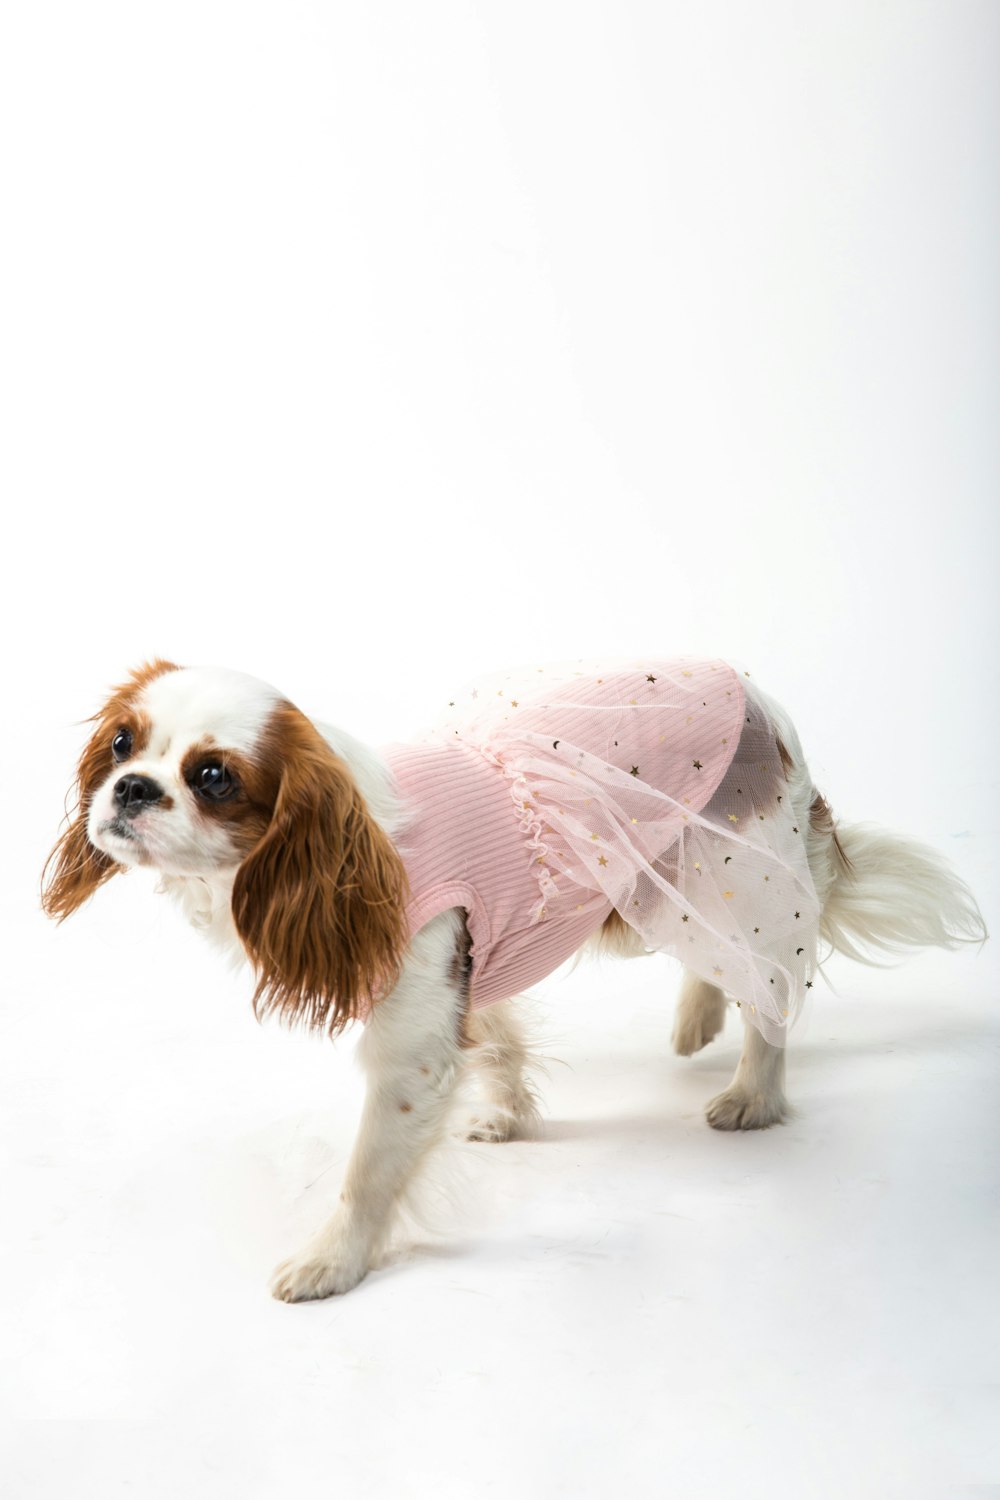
[231, 706, 409, 1035]
[41, 660, 180, 921]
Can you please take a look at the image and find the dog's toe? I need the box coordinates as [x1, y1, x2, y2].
[467, 1115, 514, 1142]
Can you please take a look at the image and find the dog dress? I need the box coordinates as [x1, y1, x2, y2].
[382, 658, 820, 1043]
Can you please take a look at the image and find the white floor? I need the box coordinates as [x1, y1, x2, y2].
[3, 894, 997, 1499]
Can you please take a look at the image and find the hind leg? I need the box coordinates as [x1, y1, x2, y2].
[465, 997, 542, 1142]
[705, 1016, 789, 1130]
[673, 969, 728, 1056]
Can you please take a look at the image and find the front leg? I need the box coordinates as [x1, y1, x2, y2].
[271, 908, 470, 1302]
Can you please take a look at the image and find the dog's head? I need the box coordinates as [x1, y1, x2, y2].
[42, 661, 408, 1032]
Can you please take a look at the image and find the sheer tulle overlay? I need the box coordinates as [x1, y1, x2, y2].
[435, 658, 819, 1043]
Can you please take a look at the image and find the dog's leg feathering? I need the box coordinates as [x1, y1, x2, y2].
[465, 996, 543, 1142]
[270, 909, 469, 1303]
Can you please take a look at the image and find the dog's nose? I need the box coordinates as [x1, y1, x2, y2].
[113, 774, 164, 812]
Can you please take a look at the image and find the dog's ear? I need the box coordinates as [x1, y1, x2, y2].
[231, 707, 409, 1035]
[41, 660, 180, 921]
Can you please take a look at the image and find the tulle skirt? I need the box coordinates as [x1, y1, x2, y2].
[435, 657, 819, 1043]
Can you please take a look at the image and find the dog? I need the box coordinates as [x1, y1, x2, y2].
[42, 656, 986, 1300]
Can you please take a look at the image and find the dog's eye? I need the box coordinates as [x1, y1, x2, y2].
[112, 728, 133, 763]
[192, 762, 238, 802]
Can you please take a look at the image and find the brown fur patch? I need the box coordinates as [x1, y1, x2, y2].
[180, 737, 276, 860]
[809, 790, 852, 870]
[230, 701, 410, 1036]
[41, 659, 181, 920]
[450, 913, 475, 1047]
[775, 733, 795, 779]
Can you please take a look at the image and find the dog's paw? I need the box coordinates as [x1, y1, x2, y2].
[671, 984, 728, 1056]
[705, 1086, 789, 1131]
[270, 1247, 368, 1303]
[467, 1115, 513, 1142]
[673, 994, 728, 1056]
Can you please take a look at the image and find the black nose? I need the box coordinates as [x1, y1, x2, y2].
[113, 774, 164, 812]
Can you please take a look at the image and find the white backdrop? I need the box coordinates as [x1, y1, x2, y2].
[2, 3, 997, 1496]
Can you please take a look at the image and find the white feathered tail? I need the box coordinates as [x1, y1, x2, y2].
[746, 678, 988, 970]
[819, 822, 988, 965]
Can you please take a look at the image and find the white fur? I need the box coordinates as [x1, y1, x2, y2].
[69, 663, 987, 1300]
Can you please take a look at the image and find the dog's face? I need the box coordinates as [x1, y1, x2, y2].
[42, 660, 409, 1033]
[80, 661, 281, 878]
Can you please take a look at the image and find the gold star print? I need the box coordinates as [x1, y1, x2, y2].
[728, 813, 738, 823]
[511, 700, 519, 708]
[629, 698, 638, 705]
[590, 832, 600, 841]
[630, 817, 638, 825]
[681, 914, 689, 922]
[713, 966, 723, 977]
[723, 891, 734, 900]
[597, 855, 608, 867]
[682, 670, 693, 678]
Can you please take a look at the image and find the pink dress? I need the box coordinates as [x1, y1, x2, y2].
[382, 658, 819, 1043]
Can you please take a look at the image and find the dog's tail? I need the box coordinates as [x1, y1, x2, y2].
[819, 819, 988, 965]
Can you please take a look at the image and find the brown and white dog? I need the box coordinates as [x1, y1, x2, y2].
[43, 659, 986, 1301]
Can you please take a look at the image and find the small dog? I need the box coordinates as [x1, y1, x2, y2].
[43, 657, 985, 1301]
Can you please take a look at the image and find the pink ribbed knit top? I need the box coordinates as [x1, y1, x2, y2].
[381, 657, 821, 1041]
